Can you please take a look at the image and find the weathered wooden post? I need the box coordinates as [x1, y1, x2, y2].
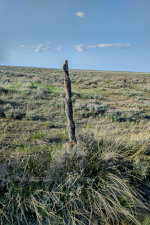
[63, 60, 76, 147]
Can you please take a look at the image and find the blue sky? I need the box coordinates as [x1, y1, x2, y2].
[1, 0, 150, 72]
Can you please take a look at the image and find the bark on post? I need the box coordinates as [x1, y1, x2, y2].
[63, 60, 76, 146]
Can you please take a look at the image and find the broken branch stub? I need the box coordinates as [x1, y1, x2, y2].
[63, 60, 76, 146]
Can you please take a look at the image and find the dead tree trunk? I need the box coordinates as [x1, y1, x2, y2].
[63, 60, 76, 146]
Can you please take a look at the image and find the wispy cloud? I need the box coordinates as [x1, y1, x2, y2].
[20, 41, 62, 53]
[20, 44, 25, 48]
[74, 45, 84, 52]
[75, 43, 133, 52]
[88, 43, 133, 49]
[20, 43, 49, 53]
[46, 41, 55, 45]
[35, 44, 49, 53]
[57, 45, 62, 51]
[76, 11, 85, 18]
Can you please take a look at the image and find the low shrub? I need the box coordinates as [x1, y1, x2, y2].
[74, 100, 108, 118]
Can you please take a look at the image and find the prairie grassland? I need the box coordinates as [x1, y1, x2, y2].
[0, 66, 150, 225]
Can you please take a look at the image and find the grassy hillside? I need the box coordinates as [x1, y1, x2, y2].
[0, 66, 150, 224]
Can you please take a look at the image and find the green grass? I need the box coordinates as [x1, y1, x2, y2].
[0, 65, 150, 224]
[143, 217, 150, 225]
[29, 131, 46, 140]
[46, 85, 64, 93]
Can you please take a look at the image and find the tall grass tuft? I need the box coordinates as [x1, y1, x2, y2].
[0, 133, 149, 224]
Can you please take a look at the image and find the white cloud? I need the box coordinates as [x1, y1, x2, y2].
[75, 43, 133, 52]
[20, 42, 55, 53]
[96, 43, 133, 48]
[35, 44, 49, 53]
[20, 44, 25, 48]
[20, 42, 63, 53]
[57, 45, 62, 51]
[46, 41, 55, 45]
[74, 45, 84, 52]
[76, 11, 85, 18]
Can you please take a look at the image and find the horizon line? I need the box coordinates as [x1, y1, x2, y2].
[0, 64, 150, 74]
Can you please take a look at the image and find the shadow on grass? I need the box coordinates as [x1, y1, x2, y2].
[48, 137, 63, 143]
